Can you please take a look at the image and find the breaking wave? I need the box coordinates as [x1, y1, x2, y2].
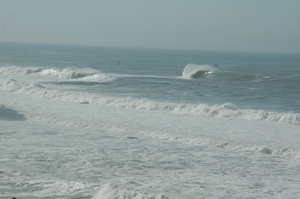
[182, 64, 218, 79]
[180, 64, 300, 85]
[0, 66, 114, 82]
[1, 79, 299, 125]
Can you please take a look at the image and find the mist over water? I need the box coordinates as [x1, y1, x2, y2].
[1, 43, 300, 199]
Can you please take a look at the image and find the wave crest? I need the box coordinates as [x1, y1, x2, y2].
[0, 66, 114, 82]
[182, 64, 217, 79]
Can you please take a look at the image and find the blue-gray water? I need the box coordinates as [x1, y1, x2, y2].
[1, 42, 299, 113]
[1, 42, 300, 199]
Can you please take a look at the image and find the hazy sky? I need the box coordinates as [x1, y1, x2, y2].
[1, 0, 300, 53]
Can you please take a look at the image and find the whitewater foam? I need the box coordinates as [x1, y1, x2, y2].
[0, 66, 115, 82]
[1, 79, 299, 125]
[57, 67, 97, 79]
[92, 183, 169, 199]
[0, 66, 44, 75]
[2, 42, 300, 199]
[18, 106, 300, 160]
[138, 130, 300, 159]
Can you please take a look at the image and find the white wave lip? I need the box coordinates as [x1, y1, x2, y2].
[1, 79, 299, 125]
[182, 64, 217, 79]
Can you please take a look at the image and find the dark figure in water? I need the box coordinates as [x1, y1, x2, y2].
[12, 197, 16, 199]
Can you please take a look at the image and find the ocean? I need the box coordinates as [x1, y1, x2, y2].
[1, 42, 300, 199]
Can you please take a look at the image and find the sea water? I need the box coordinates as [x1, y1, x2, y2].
[0, 42, 300, 199]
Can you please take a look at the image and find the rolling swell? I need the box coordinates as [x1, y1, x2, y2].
[221, 71, 280, 83]
[1, 79, 299, 125]
[180, 64, 300, 86]
[216, 70, 300, 85]
[2, 65, 298, 85]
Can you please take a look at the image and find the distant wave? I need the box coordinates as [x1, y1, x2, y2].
[182, 64, 218, 79]
[180, 64, 300, 85]
[218, 68, 300, 84]
[0, 66, 115, 82]
[227, 72, 278, 83]
[1, 79, 299, 125]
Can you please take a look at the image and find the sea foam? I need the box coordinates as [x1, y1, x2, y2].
[1, 79, 299, 125]
[24, 112, 300, 160]
[92, 183, 169, 199]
